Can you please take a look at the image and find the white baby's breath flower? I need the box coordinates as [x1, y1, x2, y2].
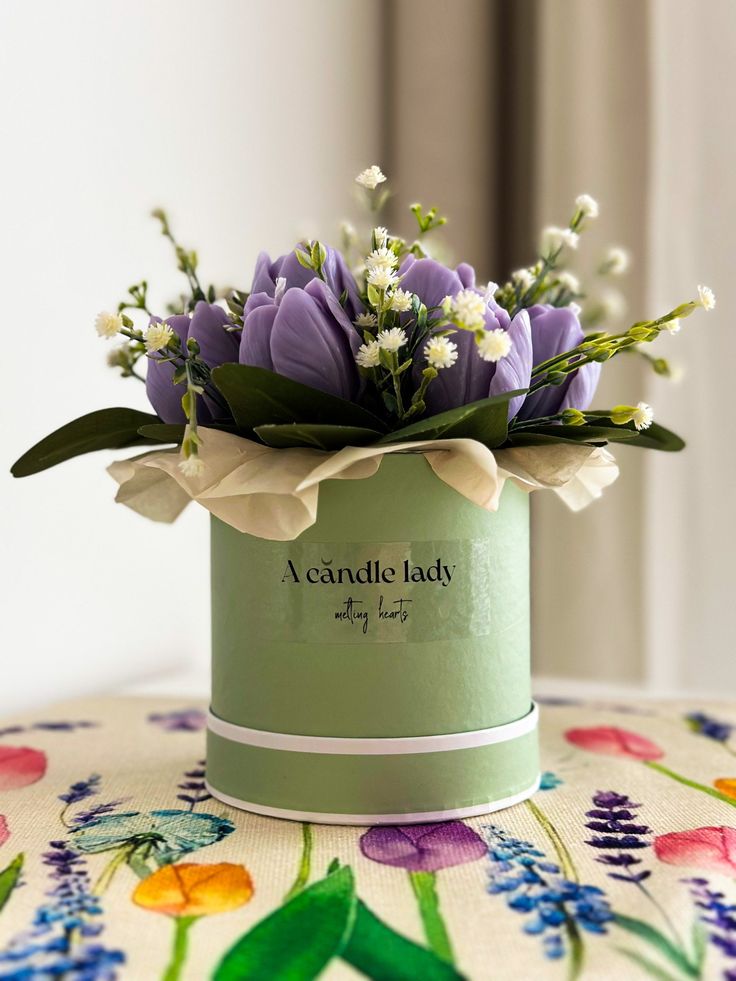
[599, 288, 627, 321]
[95, 311, 123, 339]
[604, 246, 630, 275]
[355, 340, 381, 368]
[698, 284, 716, 311]
[365, 246, 398, 272]
[575, 193, 599, 218]
[367, 266, 399, 290]
[541, 226, 579, 254]
[354, 312, 378, 329]
[557, 271, 580, 294]
[356, 165, 387, 190]
[424, 336, 458, 369]
[178, 455, 205, 478]
[144, 322, 175, 352]
[389, 288, 413, 312]
[512, 268, 535, 291]
[477, 328, 512, 363]
[373, 226, 389, 248]
[632, 401, 654, 431]
[662, 317, 681, 334]
[448, 289, 487, 330]
[377, 327, 407, 352]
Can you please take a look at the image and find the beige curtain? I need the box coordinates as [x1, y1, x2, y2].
[386, 0, 733, 691]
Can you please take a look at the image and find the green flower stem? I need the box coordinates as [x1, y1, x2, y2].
[408, 870, 454, 964]
[93, 845, 135, 896]
[163, 916, 198, 981]
[284, 822, 313, 901]
[566, 919, 585, 981]
[525, 798, 579, 884]
[643, 760, 736, 807]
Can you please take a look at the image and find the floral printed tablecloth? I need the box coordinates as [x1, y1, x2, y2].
[1, 695, 736, 980]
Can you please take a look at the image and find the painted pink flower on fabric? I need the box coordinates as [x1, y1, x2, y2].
[565, 726, 664, 761]
[0, 815, 9, 847]
[654, 827, 736, 875]
[0, 746, 47, 790]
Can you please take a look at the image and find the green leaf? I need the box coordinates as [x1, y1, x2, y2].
[343, 899, 465, 981]
[254, 423, 382, 451]
[503, 431, 609, 448]
[213, 865, 356, 981]
[689, 920, 707, 970]
[0, 854, 24, 915]
[616, 947, 683, 981]
[611, 420, 685, 452]
[211, 364, 386, 433]
[614, 914, 699, 977]
[11, 408, 161, 477]
[137, 422, 239, 444]
[505, 419, 684, 452]
[380, 391, 524, 447]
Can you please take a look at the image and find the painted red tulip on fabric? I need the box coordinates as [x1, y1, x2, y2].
[654, 827, 736, 875]
[0, 746, 47, 790]
[564, 726, 664, 761]
[0, 815, 9, 847]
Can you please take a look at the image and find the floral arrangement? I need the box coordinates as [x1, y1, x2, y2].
[12, 165, 715, 486]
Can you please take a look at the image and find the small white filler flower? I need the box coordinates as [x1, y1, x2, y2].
[447, 289, 487, 330]
[355, 341, 381, 368]
[367, 266, 400, 290]
[389, 289, 414, 313]
[424, 336, 458, 369]
[542, 226, 579, 253]
[631, 402, 654, 431]
[144, 322, 175, 352]
[365, 247, 398, 272]
[477, 328, 512, 363]
[698, 284, 716, 311]
[178, 456, 206, 478]
[354, 312, 378, 329]
[95, 311, 123, 339]
[556, 271, 580, 294]
[575, 194, 599, 218]
[603, 246, 630, 275]
[373, 226, 389, 248]
[377, 327, 407, 352]
[355, 165, 387, 190]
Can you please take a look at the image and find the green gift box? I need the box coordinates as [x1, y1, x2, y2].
[206, 452, 539, 824]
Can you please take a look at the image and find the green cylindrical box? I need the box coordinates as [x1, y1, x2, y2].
[206, 453, 539, 824]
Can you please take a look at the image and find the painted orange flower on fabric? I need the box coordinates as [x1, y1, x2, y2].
[133, 862, 253, 981]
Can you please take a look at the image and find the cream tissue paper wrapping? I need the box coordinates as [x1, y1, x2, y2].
[108, 428, 619, 541]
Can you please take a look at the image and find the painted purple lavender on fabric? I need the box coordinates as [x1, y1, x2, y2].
[148, 708, 207, 733]
[685, 878, 736, 978]
[686, 712, 735, 745]
[360, 821, 487, 872]
[177, 759, 212, 811]
[585, 790, 651, 884]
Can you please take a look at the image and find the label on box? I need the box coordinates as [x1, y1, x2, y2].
[241, 539, 498, 643]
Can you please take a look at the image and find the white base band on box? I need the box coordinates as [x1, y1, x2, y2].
[205, 774, 541, 826]
[206, 701, 539, 755]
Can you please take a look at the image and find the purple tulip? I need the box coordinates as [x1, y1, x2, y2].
[145, 302, 238, 424]
[249, 244, 363, 322]
[360, 821, 487, 872]
[401, 257, 532, 418]
[516, 304, 601, 421]
[240, 278, 361, 401]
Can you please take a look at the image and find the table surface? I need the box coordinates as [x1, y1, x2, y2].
[0, 694, 734, 980]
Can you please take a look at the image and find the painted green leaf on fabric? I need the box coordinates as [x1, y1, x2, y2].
[213, 865, 356, 981]
[0, 854, 24, 915]
[211, 364, 386, 433]
[254, 423, 382, 450]
[614, 913, 700, 977]
[11, 408, 161, 477]
[343, 899, 465, 981]
[379, 391, 524, 447]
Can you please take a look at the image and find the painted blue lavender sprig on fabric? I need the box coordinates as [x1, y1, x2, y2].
[485, 824, 612, 969]
[686, 712, 736, 755]
[0, 841, 124, 980]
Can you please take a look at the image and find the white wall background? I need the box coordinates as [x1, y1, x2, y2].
[1, 0, 381, 714]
